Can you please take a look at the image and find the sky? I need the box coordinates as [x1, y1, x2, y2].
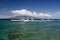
[0, 0, 60, 19]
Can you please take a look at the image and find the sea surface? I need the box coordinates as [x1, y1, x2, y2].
[0, 20, 60, 40]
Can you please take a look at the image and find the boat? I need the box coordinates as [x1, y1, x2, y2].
[11, 18, 31, 22]
[11, 18, 53, 22]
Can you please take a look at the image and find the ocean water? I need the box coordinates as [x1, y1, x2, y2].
[0, 20, 60, 40]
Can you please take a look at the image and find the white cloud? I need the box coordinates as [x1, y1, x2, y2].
[11, 9, 52, 19]
[1, 9, 60, 19]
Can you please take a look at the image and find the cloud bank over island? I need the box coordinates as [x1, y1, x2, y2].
[11, 9, 52, 19]
[0, 9, 60, 19]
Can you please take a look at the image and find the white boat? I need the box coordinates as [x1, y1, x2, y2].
[11, 18, 31, 22]
[11, 18, 53, 22]
[11, 19, 30, 22]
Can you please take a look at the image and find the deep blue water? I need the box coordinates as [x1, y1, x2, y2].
[0, 20, 60, 40]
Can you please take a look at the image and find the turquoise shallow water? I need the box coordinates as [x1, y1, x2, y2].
[0, 20, 60, 40]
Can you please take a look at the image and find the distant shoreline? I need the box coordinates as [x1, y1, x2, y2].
[0, 19, 60, 20]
